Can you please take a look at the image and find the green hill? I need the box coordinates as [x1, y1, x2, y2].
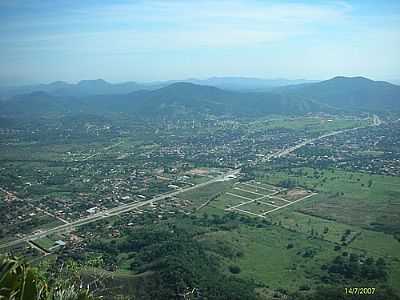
[279, 76, 400, 111]
[1, 77, 399, 118]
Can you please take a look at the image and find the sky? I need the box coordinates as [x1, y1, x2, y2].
[0, 0, 399, 85]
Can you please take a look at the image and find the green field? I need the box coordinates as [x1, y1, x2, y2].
[229, 188, 262, 200]
[235, 182, 277, 194]
[236, 201, 275, 215]
[204, 225, 339, 292]
[34, 237, 55, 250]
[211, 193, 244, 210]
[176, 180, 234, 209]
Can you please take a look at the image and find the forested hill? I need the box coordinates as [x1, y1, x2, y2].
[0, 77, 399, 118]
[277, 76, 400, 111]
[0, 82, 328, 118]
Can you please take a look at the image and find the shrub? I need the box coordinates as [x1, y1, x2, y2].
[229, 265, 241, 274]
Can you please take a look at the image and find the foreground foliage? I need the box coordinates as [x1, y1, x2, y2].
[0, 255, 94, 300]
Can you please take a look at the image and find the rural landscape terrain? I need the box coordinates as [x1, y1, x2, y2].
[1, 1, 400, 299]
[1, 76, 400, 299]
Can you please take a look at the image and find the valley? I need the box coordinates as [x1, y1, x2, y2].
[1, 98, 399, 299]
[1, 1, 399, 299]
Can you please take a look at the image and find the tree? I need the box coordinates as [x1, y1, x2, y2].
[278, 178, 296, 189]
[368, 179, 373, 188]
[376, 257, 386, 266]
[228, 265, 241, 274]
[349, 253, 358, 262]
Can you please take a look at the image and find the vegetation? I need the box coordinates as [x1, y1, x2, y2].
[322, 254, 387, 282]
[0, 255, 94, 300]
[82, 214, 262, 299]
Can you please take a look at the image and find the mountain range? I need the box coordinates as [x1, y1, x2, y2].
[0, 76, 399, 118]
[0, 79, 143, 98]
[0, 77, 316, 98]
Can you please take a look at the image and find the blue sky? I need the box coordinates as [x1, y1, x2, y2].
[0, 0, 399, 85]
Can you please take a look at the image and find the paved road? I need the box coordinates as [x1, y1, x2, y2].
[264, 125, 366, 161]
[79, 140, 124, 162]
[0, 169, 240, 250]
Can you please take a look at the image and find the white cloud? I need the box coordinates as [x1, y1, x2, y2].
[1, 0, 352, 49]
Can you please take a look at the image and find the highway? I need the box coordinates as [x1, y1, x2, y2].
[265, 125, 367, 161]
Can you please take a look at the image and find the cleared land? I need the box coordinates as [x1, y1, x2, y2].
[223, 181, 316, 218]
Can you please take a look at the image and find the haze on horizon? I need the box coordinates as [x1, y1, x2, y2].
[0, 0, 399, 86]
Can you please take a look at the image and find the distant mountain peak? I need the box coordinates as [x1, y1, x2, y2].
[329, 76, 372, 82]
[166, 82, 198, 87]
[162, 82, 220, 90]
[50, 80, 68, 85]
[78, 79, 110, 86]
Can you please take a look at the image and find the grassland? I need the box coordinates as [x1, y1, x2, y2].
[249, 167, 400, 293]
[34, 237, 55, 250]
[204, 225, 343, 292]
[176, 180, 234, 209]
[256, 168, 400, 229]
